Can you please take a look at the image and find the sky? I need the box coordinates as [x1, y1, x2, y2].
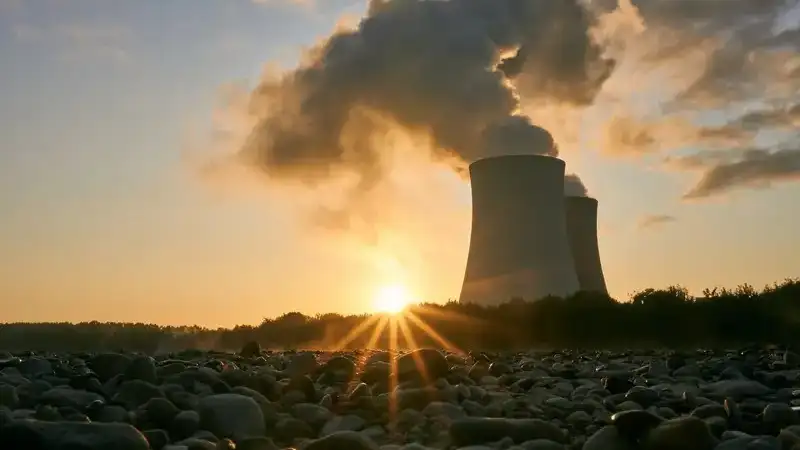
[0, 0, 798, 327]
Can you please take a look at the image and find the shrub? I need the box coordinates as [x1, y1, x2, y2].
[1, 279, 798, 352]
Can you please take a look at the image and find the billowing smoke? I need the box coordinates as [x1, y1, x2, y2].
[205, 0, 800, 219]
[564, 174, 589, 197]
[239, 0, 613, 190]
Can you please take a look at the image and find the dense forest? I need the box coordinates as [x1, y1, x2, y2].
[1, 279, 799, 353]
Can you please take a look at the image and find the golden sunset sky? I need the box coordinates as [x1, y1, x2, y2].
[1, 0, 798, 326]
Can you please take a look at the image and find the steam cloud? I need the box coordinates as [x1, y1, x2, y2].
[564, 174, 589, 197]
[214, 0, 800, 215]
[239, 0, 612, 190]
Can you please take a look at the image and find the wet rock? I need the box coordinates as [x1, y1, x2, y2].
[395, 349, 449, 383]
[39, 387, 104, 409]
[584, 426, 637, 450]
[198, 393, 266, 440]
[602, 376, 634, 395]
[236, 436, 280, 450]
[283, 375, 317, 403]
[142, 428, 170, 450]
[0, 419, 150, 450]
[449, 418, 566, 446]
[143, 397, 180, 428]
[286, 353, 319, 377]
[89, 353, 132, 382]
[610, 410, 663, 441]
[321, 356, 357, 380]
[321, 414, 367, 435]
[126, 356, 158, 384]
[715, 436, 780, 450]
[305, 430, 379, 450]
[240, 342, 262, 359]
[706, 381, 771, 401]
[274, 417, 315, 442]
[641, 416, 717, 450]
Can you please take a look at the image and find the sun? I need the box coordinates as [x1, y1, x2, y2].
[373, 284, 411, 314]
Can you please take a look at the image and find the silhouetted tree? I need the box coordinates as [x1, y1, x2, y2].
[1, 279, 799, 352]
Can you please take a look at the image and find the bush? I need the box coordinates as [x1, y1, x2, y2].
[1, 279, 798, 353]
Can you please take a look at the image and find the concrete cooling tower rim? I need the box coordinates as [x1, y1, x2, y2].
[469, 154, 565, 171]
[566, 196, 598, 203]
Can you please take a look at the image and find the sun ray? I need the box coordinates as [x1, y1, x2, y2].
[388, 317, 399, 422]
[405, 311, 464, 354]
[397, 315, 430, 385]
[354, 316, 389, 375]
[411, 303, 478, 326]
[331, 314, 381, 351]
[365, 316, 388, 350]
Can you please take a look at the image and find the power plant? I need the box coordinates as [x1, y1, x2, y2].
[459, 155, 607, 305]
[565, 196, 608, 294]
[459, 155, 582, 306]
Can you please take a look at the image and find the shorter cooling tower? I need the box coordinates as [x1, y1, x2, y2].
[459, 155, 581, 306]
[565, 196, 608, 294]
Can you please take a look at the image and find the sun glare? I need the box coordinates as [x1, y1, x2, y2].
[373, 284, 411, 314]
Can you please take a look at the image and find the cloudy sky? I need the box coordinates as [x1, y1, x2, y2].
[1, 0, 798, 326]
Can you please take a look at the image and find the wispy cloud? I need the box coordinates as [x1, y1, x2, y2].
[11, 22, 134, 65]
[638, 214, 677, 230]
[251, 0, 314, 9]
[681, 148, 800, 200]
[57, 24, 133, 64]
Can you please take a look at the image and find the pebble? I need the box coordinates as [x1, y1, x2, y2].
[0, 347, 797, 449]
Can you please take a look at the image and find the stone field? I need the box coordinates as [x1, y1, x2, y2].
[1, 345, 799, 450]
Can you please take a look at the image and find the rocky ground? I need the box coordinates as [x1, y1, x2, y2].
[1, 345, 799, 450]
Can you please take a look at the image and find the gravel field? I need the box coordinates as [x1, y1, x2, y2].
[1, 344, 799, 450]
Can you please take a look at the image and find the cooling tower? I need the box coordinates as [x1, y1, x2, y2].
[565, 196, 608, 294]
[459, 155, 581, 306]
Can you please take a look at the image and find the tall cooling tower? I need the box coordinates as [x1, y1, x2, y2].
[564, 196, 608, 294]
[459, 155, 580, 306]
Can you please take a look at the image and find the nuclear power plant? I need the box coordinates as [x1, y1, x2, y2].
[459, 154, 608, 305]
[565, 196, 608, 294]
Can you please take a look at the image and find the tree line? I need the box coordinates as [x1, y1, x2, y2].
[1, 279, 798, 353]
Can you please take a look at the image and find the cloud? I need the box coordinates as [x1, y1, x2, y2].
[663, 150, 745, 172]
[251, 0, 314, 9]
[196, 0, 800, 240]
[732, 103, 800, 131]
[638, 214, 677, 229]
[682, 148, 800, 200]
[11, 22, 134, 64]
[238, 0, 609, 182]
[57, 24, 133, 64]
[564, 174, 589, 197]
[597, 115, 754, 156]
[574, 0, 800, 170]
[203, 0, 617, 236]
